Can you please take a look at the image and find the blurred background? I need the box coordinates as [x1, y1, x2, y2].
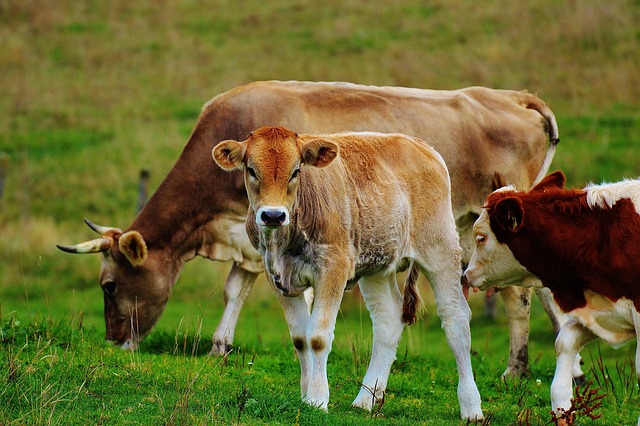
[1, 0, 639, 335]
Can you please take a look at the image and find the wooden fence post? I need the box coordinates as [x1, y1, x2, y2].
[0, 152, 8, 211]
[136, 169, 150, 213]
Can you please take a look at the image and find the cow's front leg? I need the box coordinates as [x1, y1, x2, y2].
[536, 286, 585, 383]
[352, 273, 404, 410]
[633, 310, 640, 426]
[550, 320, 596, 420]
[210, 263, 259, 356]
[303, 264, 349, 411]
[272, 286, 313, 398]
[500, 285, 532, 377]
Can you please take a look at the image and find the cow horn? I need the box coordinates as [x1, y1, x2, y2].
[84, 218, 122, 235]
[56, 238, 112, 254]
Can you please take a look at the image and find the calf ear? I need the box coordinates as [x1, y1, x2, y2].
[532, 170, 566, 192]
[494, 197, 524, 233]
[300, 138, 339, 168]
[118, 231, 148, 267]
[212, 140, 245, 170]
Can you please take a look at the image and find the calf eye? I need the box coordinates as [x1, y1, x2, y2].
[102, 281, 117, 296]
[247, 167, 257, 179]
[290, 169, 299, 181]
[475, 234, 487, 246]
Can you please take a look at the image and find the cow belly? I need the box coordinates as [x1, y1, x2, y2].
[570, 291, 636, 346]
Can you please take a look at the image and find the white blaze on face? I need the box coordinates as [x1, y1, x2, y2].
[463, 209, 532, 290]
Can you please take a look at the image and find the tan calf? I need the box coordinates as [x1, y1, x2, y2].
[212, 126, 483, 420]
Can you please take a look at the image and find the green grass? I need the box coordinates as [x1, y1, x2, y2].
[2, 287, 639, 425]
[2, 0, 640, 424]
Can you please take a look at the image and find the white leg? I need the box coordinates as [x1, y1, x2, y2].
[418, 251, 483, 421]
[210, 264, 259, 356]
[271, 285, 313, 399]
[352, 274, 405, 410]
[631, 310, 640, 426]
[500, 285, 532, 377]
[536, 286, 585, 382]
[303, 277, 345, 411]
[550, 320, 596, 416]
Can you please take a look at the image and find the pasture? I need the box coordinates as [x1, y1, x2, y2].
[1, 0, 640, 424]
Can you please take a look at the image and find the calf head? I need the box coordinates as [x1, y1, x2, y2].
[57, 219, 173, 350]
[464, 171, 567, 291]
[212, 126, 338, 232]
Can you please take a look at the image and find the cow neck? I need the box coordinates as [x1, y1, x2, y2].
[127, 123, 248, 264]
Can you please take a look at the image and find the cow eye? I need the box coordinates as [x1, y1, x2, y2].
[475, 234, 487, 246]
[247, 167, 257, 179]
[102, 281, 117, 296]
[290, 168, 299, 181]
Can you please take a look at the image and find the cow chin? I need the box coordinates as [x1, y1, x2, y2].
[273, 279, 307, 298]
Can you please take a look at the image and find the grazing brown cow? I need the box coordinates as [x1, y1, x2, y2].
[212, 126, 483, 419]
[463, 171, 640, 425]
[57, 81, 564, 378]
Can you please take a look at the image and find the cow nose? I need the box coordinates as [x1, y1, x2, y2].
[256, 206, 290, 227]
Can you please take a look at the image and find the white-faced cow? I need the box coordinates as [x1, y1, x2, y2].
[57, 81, 566, 377]
[212, 126, 483, 419]
[463, 170, 640, 425]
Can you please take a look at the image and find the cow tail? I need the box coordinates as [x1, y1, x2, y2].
[525, 96, 560, 185]
[402, 261, 421, 325]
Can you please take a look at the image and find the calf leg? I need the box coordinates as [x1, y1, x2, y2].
[352, 273, 404, 410]
[417, 251, 483, 421]
[536, 286, 585, 383]
[550, 320, 596, 418]
[271, 286, 313, 399]
[303, 274, 347, 411]
[210, 264, 259, 356]
[500, 285, 532, 377]
[633, 310, 640, 426]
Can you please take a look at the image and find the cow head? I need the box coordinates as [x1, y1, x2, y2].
[57, 219, 173, 350]
[463, 171, 566, 291]
[212, 126, 338, 232]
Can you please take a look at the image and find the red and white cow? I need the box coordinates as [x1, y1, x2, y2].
[58, 81, 565, 379]
[212, 126, 483, 420]
[463, 170, 640, 425]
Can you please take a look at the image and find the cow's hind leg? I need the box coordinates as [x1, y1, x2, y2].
[352, 273, 404, 410]
[210, 264, 259, 356]
[416, 246, 483, 420]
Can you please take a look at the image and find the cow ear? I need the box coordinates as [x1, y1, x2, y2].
[212, 140, 245, 170]
[118, 231, 148, 267]
[532, 170, 566, 192]
[494, 197, 524, 233]
[300, 138, 339, 168]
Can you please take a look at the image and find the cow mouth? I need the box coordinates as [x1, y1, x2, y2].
[272, 275, 307, 298]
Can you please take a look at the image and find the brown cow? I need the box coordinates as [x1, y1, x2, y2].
[463, 171, 640, 424]
[212, 126, 483, 419]
[58, 81, 565, 377]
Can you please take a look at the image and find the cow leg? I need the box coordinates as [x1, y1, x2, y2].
[352, 273, 404, 410]
[210, 263, 259, 356]
[633, 310, 640, 426]
[303, 276, 346, 411]
[500, 285, 532, 377]
[535, 286, 585, 383]
[271, 286, 314, 399]
[417, 253, 483, 420]
[550, 319, 596, 419]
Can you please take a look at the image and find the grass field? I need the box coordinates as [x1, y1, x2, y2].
[2, 0, 640, 424]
